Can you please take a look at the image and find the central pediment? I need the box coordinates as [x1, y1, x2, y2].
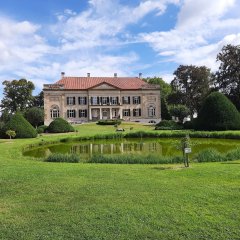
[89, 82, 119, 90]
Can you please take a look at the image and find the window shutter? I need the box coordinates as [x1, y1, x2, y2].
[110, 97, 112, 104]
[116, 97, 119, 105]
[100, 97, 102, 105]
[73, 97, 76, 105]
[139, 97, 141, 104]
[91, 97, 93, 105]
[129, 109, 131, 116]
[67, 110, 69, 118]
[97, 97, 99, 105]
[85, 109, 88, 117]
[85, 97, 87, 105]
[67, 97, 69, 105]
[74, 110, 76, 118]
[128, 97, 130, 104]
[139, 109, 141, 116]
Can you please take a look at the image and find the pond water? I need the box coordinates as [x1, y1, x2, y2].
[23, 138, 240, 161]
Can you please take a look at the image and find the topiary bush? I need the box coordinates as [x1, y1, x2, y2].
[3, 113, 37, 138]
[47, 118, 75, 133]
[155, 120, 183, 130]
[196, 92, 240, 131]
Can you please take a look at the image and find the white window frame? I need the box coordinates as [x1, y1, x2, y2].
[79, 109, 87, 118]
[50, 106, 59, 119]
[123, 109, 130, 117]
[111, 97, 117, 105]
[92, 97, 98, 105]
[148, 106, 156, 117]
[79, 97, 87, 105]
[133, 108, 141, 117]
[102, 97, 108, 105]
[67, 109, 76, 118]
[67, 97, 75, 105]
[133, 96, 141, 104]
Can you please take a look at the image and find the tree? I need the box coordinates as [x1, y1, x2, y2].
[196, 92, 240, 131]
[161, 98, 171, 120]
[25, 107, 44, 128]
[33, 91, 44, 107]
[170, 65, 212, 119]
[213, 44, 240, 110]
[169, 104, 190, 124]
[0, 79, 35, 113]
[144, 77, 171, 99]
[6, 130, 16, 139]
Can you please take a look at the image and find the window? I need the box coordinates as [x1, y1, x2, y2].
[148, 106, 156, 117]
[111, 97, 118, 105]
[122, 96, 130, 104]
[67, 109, 76, 118]
[133, 96, 141, 104]
[50, 106, 59, 119]
[67, 97, 75, 105]
[102, 97, 108, 105]
[91, 97, 99, 105]
[123, 109, 130, 117]
[78, 97, 87, 105]
[79, 109, 87, 118]
[133, 108, 141, 117]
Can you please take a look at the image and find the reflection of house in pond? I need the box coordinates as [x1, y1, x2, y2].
[70, 142, 162, 156]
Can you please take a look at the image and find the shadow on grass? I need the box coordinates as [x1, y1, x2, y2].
[221, 162, 240, 164]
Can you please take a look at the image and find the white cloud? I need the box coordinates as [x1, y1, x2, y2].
[138, 0, 240, 71]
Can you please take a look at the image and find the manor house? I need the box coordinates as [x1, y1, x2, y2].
[43, 73, 161, 125]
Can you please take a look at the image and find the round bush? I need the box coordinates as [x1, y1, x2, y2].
[196, 92, 240, 131]
[3, 113, 37, 138]
[47, 118, 75, 133]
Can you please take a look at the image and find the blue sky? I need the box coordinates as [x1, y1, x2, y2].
[0, 0, 240, 97]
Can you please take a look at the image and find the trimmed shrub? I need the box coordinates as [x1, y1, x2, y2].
[47, 118, 75, 133]
[3, 113, 37, 138]
[89, 154, 183, 164]
[196, 92, 240, 131]
[37, 125, 48, 134]
[45, 153, 80, 163]
[196, 148, 224, 162]
[97, 119, 122, 125]
[155, 120, 183, 130]
[225, 148, 240, 161]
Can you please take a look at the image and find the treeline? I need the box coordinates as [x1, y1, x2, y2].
[144, 44, 240, 130]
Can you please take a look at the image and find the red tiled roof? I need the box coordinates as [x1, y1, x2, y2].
[54, 77, 150, 90]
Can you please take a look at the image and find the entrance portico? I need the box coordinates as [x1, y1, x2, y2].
[89, 107, 122, 121]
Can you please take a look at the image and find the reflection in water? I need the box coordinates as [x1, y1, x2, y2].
[69, 142, 162, 156]
[23, 138, 240, 161]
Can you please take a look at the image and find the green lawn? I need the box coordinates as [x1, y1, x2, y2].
[0, 123, 240, 239]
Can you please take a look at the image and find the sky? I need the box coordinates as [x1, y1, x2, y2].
[0, 0, 240, 97]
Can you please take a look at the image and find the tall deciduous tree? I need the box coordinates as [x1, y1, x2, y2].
[25, 107, 44, 128]
[214, 44, 240, 110]
[0, 79, 35, 113]
[33, 91, 44, 107]
[170, 65, 212, 119]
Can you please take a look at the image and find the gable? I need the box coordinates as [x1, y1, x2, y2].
[90, 82, 119, 90]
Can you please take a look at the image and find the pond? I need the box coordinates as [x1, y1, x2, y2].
[23, 138, 240, 161]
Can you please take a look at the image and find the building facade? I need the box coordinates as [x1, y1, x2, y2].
[43, 73, 161, 125]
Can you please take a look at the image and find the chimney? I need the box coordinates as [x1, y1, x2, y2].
[61, 72, 65, 78]
[114, 73, 117, 77]
[139, 73, 142, 79]
[87, 73, 90, 77]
